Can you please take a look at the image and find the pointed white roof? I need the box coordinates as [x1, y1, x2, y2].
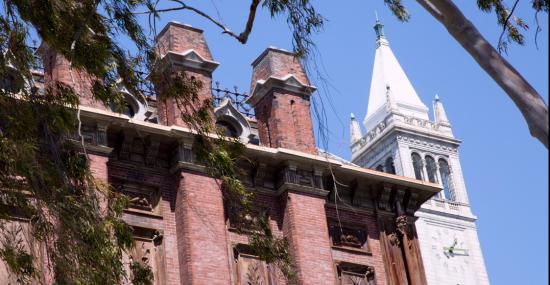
[364, 20, 428, 131]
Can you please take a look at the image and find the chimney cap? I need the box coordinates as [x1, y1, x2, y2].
[155, 21, 204, 42]
[251, 46, 295, 67]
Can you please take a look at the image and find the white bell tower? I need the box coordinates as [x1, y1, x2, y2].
[350, 19, 490, 285]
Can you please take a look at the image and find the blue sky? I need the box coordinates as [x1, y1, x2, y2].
[142, 1, 548, 284]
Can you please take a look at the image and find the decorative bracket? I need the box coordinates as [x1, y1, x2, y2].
[253, 162, 268, 187]
[406, 192, 419, 215]
[145, 138, 160, 167]
[378, 184, 393, 211]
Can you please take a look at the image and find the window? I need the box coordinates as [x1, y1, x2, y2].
[0, 71, 22, 94]
[233, 245, 281, 285]
[385, 157, 396, 174]
[336, 262, 376, 285]
[0, 74, 15, 92]
[411, 153, 424, 180]
[216, 120, 239, 138]
[425, 156, 438, 183]
[114, 182, 161, 216]
[109, 101, 136, 118]
[375, 165, 384, 172]
[328, 223, 369, 252]
[122, 103, 135, 117]
[438, 158, 454, 201]
[122, 227, 165, 285]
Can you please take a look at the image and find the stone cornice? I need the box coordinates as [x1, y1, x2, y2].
[352, 118, 461, 162]
[159, 50, 219, 73]
[155, 21, 204, 41]
[276, 183, 330, 198]
[78, 104, 441, 210]
[69, 141, 113, 156]
[416, 208, 478, 224]
[250, 46, 295, 67]
[246, 75, 316, 106]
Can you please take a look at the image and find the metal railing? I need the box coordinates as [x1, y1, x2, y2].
[211, 81, 254, 118]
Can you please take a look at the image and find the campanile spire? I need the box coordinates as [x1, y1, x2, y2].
[363, 18, 429, 132]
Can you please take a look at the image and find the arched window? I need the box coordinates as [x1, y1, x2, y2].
[376, 165, 384, 172]
[411, 153, 424, 180]
[439, 158, 454, 200]
[385, 157, 396, 174]
[109, 102, 135, 118]
[216, 120, 239, 138]
[425, 156, 438, 183]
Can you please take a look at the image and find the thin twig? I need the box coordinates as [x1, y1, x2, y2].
[534, 11, 542, 50]
[135, 0, 260, 44]
[497, 0, 520, 52]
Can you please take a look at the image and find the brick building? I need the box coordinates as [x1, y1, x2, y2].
[1, 21, 442, 285]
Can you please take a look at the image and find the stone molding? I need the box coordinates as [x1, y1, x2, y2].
[159, 49, 219, 73]
[246, 75, 316, 106]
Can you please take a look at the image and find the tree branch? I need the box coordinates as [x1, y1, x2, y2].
[417, 0, 549, 148]
[238, 0, 261, 43]
[416, 0, 444, 21]
[135, 0, 260, 44]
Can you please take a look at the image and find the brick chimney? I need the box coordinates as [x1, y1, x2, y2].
[39, 44, 103, 109]
[247, 47, 316, 154]
[154, 22, 219, 127]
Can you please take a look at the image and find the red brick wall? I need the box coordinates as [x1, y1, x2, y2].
[282, 192, 336, 284]
[41, 47, 105, 109]
[155, 23, 213, 61]
[175, 170, 231, 285]
[254, 91, 316, 154]
[154, 23, 214, 128]
[107, 161, 182, 285]
[250, 48, 316, 154]
[325, 206, 388, 285]
[88, 153, 109, 216]
[250, 48, 309, 92]
[156, 69, 213, 127]
[89, 154, 109, 181]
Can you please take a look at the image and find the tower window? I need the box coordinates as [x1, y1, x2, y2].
[385, 157, 396, 174]
[425, 155, 438, 183]
[438, 158, 454, 201]
[411, 153, 424, 181]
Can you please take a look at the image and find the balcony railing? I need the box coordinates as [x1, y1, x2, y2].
[423, 198, 467, 214]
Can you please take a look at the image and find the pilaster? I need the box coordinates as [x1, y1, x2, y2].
[277, 161, 336, 284]
[174, 168, 231, 285]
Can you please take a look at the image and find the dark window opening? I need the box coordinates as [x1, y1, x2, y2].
[411, 153, 424, 181]
[385, 157, 396, 174]
[216, 120, 239, 138]
[109, 101, 136, 118]
[439, 158, 454, 201]
[336, 262, 376, 285]
[425, 155, 438, 183]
